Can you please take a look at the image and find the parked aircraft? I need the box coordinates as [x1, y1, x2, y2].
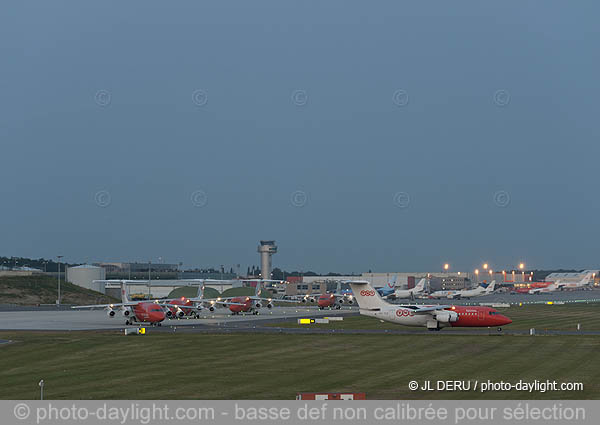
[454, 281, 496, 299]
[347, 280, 512, 331]
[428, 289, 459, 299]
[316, 281, 355, 309]
[375, 276, 397, 297]
[388, 278, 427, 299]
[555, 273, 593, 290]
[72, 281, 165, 326]
[161, 283, 225, 318]
[528, 282, 561, 294]
[221, 280, 296, 315]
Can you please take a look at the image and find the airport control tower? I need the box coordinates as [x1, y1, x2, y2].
[258, 240, 277, 280]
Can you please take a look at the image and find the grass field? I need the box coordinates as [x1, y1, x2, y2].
[0, 275, 118, 305]
[267, 303, 600, 331]
[1, 304, 598, 400]
[0, 329, 599, 400]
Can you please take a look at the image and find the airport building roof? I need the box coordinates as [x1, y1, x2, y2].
[69, 264, 103, 269]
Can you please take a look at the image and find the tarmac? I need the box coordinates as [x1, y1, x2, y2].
[1, 290, 598, 334]
[0, 305, 356, 331]
[392, 289, 600, 305]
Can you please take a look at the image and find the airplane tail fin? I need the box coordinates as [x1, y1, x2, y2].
[196, 283, 205, 300]
[414, 278, 426, 292]
[486, 280, 496, 293]
[346, 280, 388, 310]
[120, 282, 130, 303]
[255, 281, 262, 297]
[388, 275, 397, 290]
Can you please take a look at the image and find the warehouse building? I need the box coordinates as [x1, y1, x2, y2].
[66, 264, 106, 293]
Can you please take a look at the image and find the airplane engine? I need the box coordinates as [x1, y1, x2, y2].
[209, 305, 216, 312]
[267, 303, 273, 309]
[166, 310, 173, 318]
[107, 310, 116, 317]
[177, 310, 185, 318]
[121, 309, 130, 317]
[338, 298, 344, 304]
[301, 298, 307, 303]
[255, 302, 262, 309]
[435, 310, 458, 323]
[347, 299, 354, 304]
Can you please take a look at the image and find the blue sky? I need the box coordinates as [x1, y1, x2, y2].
[1, 1, 599, 273]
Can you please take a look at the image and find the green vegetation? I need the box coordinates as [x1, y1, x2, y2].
[0, 331, 598, 399]
[166, 286, 274, 299]
[0, 275, 118, 305]
[167, 286, 221, 299]
[267, 304, 600, 332]
[219, 286, 273, 298]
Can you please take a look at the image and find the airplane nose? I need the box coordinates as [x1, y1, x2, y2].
[500, 316, 512, 325]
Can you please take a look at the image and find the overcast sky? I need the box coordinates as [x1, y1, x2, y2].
[1, 1, 599, 273]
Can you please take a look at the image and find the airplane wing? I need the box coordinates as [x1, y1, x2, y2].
[72, 302, 140, 309]
[410, 305, 452, 314]
[246, 296, 299, 303]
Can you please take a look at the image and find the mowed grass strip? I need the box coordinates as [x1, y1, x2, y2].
[269, 304, 600, 331]
[0, 331, 599, 399]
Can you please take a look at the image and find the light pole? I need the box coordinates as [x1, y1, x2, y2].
[519, 262, 525, 282]
[475, 269, 479, 284]
[39, 379, 44, 400]
[57, 256, 63, 305]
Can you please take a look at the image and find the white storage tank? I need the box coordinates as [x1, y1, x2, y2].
[66, 265, 106, 293]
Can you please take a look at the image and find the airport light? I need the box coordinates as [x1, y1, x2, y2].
[483, 263, 488, 270]
[519, 263, 525, 270]
[489, 269, 493, 275]
[57, 255, 63, 305]
[443, 263, 450, 271]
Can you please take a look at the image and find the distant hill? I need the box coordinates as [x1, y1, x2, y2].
[167, 285, 274, 299]
[220, 286, 273, 298]
[167, 286, 221, 299]
[0, 275, 118, 305]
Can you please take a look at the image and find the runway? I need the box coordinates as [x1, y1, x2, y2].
[1, 290, 598, 333]
[0, 306, 356, 331]
[396, 289, 600, 305]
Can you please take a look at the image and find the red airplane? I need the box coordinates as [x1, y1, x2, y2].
[316, 281, 354, 310]
[512, 282, 552, 294]
[72, 281, 166, 326]
[161, 284, 224, 319]
[348, 280, 512, 331]
[222, 280, 296, 315]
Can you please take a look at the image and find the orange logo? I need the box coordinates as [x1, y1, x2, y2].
[360, 290, 376, 296]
